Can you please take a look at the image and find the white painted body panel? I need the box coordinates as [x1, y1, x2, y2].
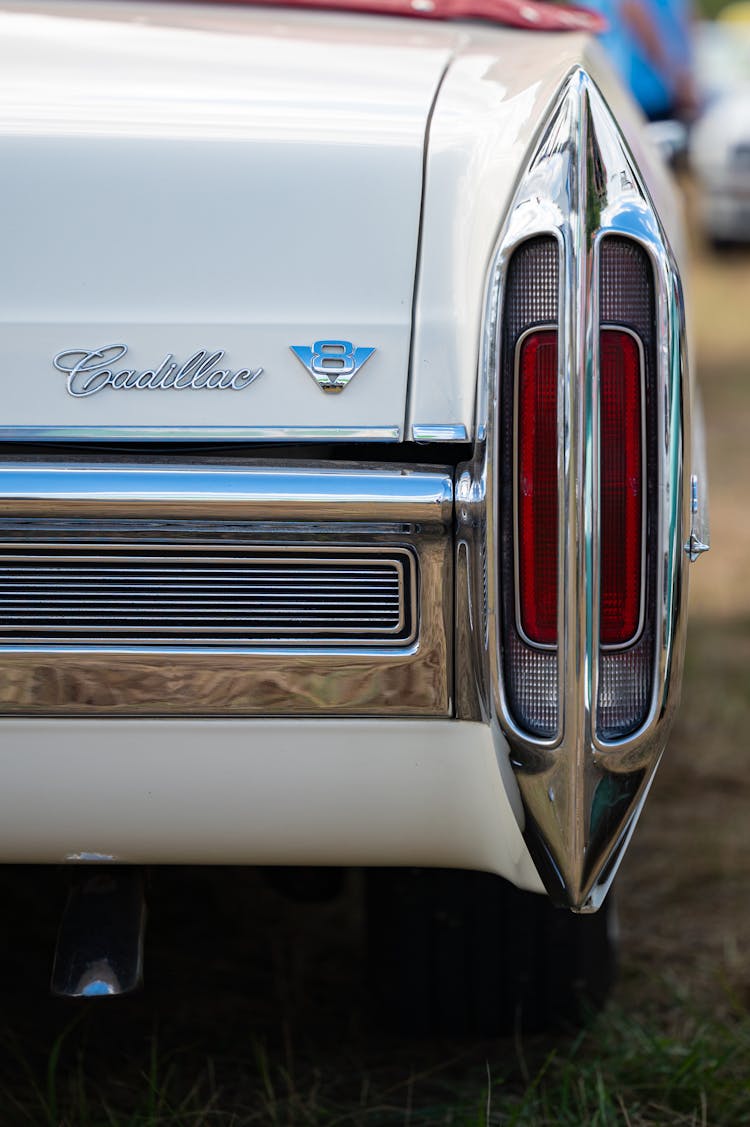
[0, 718, 542, 891]
[0, 3, 455, 438]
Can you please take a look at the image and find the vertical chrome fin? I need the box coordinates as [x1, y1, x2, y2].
[458, 69, 694, 911]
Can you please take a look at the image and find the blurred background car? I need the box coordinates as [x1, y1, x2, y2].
[691, 9, 750, 244]
[586, 0, 698, 121]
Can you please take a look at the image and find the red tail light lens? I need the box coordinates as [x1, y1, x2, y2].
[517, 329, 558, 646]
[600, 328, 643, 646]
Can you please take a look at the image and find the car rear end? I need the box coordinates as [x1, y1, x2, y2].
[0, 0, 707, 1020]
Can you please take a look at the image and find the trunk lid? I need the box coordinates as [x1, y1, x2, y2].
[0, 2, 457, 440]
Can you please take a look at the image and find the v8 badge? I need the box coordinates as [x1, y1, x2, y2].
[290, 340, 375, 393]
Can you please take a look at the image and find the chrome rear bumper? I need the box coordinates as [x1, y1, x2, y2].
[0, 461, 453, 717]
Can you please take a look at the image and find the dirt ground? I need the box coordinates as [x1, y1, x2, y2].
[616, 207, 750, 1018]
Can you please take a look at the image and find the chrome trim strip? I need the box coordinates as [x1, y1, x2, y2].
[0, 464, 453, 524]
[456, 68, 692, 911]
[0, 425, 402, 443]
[411, 425, 469, 443]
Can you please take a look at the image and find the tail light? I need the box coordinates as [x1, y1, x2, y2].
[500, 236, 559, 738]
[459, 68, 698, 909]
[597, 236, 656, 739]
[500, 235, 655, 742]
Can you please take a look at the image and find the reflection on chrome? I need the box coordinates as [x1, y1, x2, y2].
[411, 424, 469, 443]
[0, 425, 403, 443]
[78, 963, 120, 997]
[65, 853, 118, 863]
[0, 463, 453, 522]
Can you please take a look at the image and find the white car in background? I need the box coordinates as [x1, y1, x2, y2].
[691, 17, 750, 244]
[0, 0, 708, 1033]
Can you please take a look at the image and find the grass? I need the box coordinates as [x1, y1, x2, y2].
[2, 989, 750, 1125]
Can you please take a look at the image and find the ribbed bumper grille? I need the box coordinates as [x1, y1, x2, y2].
[0, 543, 415, 647]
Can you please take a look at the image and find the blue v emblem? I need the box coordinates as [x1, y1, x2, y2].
[290, 340, 376, 393]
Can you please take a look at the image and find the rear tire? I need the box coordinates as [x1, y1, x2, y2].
[366, 868, 616, 1036]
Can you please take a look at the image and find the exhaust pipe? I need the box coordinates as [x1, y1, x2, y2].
[51, 867, 146, 998]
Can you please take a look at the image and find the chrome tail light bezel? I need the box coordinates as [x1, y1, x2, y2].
[456, 68, 696, 911]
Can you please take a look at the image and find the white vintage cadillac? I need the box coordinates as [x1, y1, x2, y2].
[0, 0, 708, 1030]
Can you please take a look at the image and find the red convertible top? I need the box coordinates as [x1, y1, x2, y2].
[207, 0, 606, 33]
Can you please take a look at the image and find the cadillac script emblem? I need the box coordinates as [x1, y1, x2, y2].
[290, 340, 375, 393]
[53, 344, 263, 398]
